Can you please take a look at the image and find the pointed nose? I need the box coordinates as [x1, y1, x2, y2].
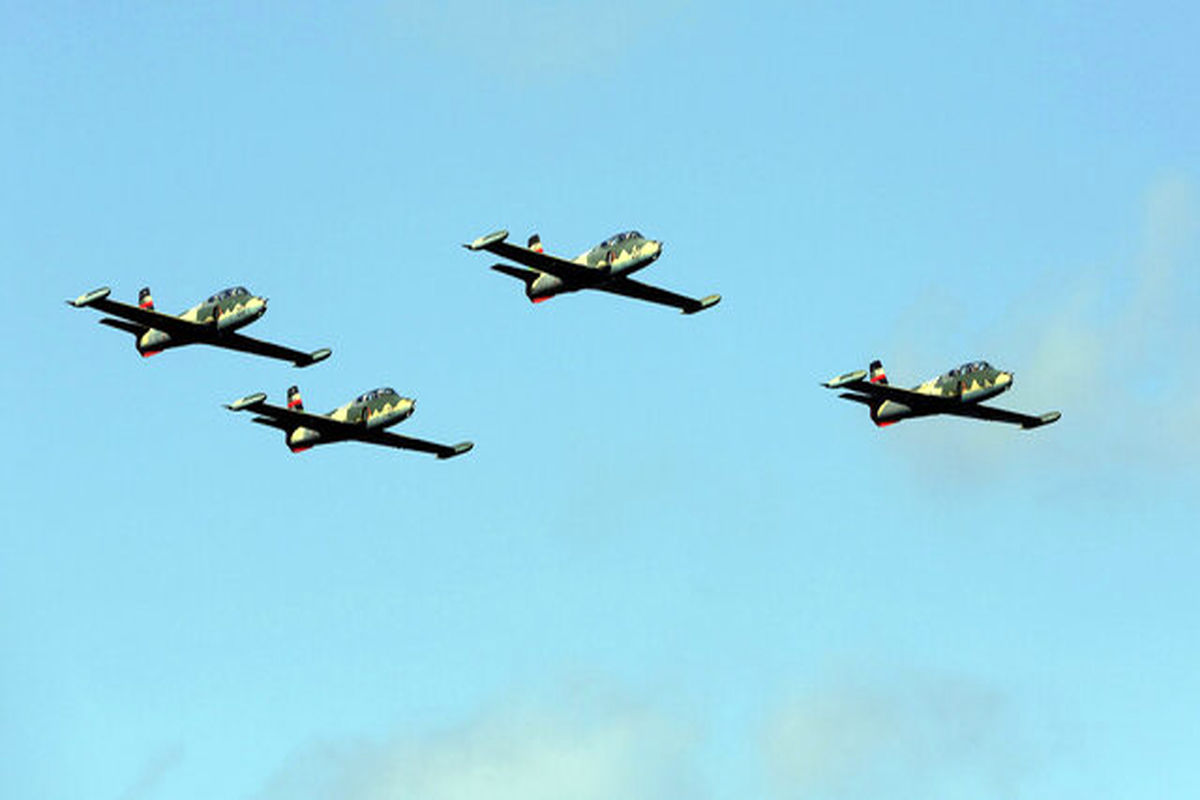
[998, 371, 1013, 387]
[651, 240, 663, 259]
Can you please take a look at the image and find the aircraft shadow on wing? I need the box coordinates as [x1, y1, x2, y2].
[464, 229, 721, 314]
[225, 385, 474, 459]
[67, 285, 331, 367]
[823, 359, 1061, 429]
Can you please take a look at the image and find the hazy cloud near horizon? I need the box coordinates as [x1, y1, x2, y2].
[761, 670, 1047, 800]
[386, 0, 692, 79]
[252, 670, 1050, 800]
[881, 173, 1200, 486]
[253, 690, 699, 800]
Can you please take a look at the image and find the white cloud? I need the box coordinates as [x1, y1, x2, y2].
[761, 671, 1040, 800]
[254, 690, 698, 800]
[387, 0, 691, 80]
[880, 174, 1200, 485]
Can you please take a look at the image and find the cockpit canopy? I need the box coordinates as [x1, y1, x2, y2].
[944, 360, 992, 378]
[597, 231, 643, 249]
[356, 387, 397, 403]
[207, 286, 250, 303]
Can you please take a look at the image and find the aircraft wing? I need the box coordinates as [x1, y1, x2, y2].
[361, 430, 475, 459]
[68, 288, 204, 339]
[228, 395, 348, 436]
[212, 332, 331, 367]
[596, 277, 721, 314]
[465, 230, 604, 284]
[823, 371, 942, 407]
[939, 404, 1062, 429]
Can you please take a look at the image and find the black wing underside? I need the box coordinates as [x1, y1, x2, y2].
[477, 240, 604, 284]
[214, 331, 325, 366]
[596, 276, 718, 314]
[88, 297, 200, 338]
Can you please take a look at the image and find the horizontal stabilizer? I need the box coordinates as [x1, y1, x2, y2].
[824, 369, 868, 388]
[439, 442, 475, 460]
[682, 294, 721, 315]
[491, 264, 541, 285]
[99, 317, 145, 336]
[1023, 411, 1062, 429]
[838, 392, 873, 406]
[67, 287, 112, 308]
[465, 230, 509, 251]
[225, 392, 268, 412]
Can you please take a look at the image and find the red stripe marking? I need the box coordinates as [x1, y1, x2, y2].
[289, 446, 311, 453]
[870, 374, 887, 383]
[139, 301, 154, 309]
[288, 399, 302, 408]
[874, 420, 896, 427]
[531, 296, 552, 304]
[140, 350, 161, 357]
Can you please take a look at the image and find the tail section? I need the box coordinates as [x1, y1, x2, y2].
[869, 359, 888, 385]
[138, 287, 155, 310]
[867, 360, 896, 426]
[287, 385, 304, 411]
[528, 234, 543, 253]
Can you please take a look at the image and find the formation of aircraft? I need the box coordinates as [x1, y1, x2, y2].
[68, 285, 331, 367]
[225, 385, 474, 459]
[824, 359, 1061, 429]
[465, 229, 721, 314]
[69, 235, 1063, 457]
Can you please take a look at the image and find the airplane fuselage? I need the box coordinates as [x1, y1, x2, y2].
[288, 388, 415, 452]
[873, 361, 1013, 425]
[138, 287, 268, 355]
[528, 232, 663, 302]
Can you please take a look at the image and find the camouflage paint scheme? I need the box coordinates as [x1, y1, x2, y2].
[823, 359, 1061, 429]
[464, 229, 721, 314]
[225, 385, 474, 459]
[67, 285, 331, 367]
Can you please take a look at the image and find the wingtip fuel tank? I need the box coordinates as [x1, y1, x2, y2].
[1024, 411, 1062, 429]
[823, 369, 868, 388]
[226, 392, 268, 412]
[683, 294, 721, 314]
[67, 287, 111, 308]
[440, 442, 475, 459]
[300, 348, 332, 367]
[465, 230, 509, 251]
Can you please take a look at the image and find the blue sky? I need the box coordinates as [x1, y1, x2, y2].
[3, 2, 1198, 798]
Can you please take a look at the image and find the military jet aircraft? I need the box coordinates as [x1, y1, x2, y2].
[824, 359, 1061, 429]
[67, 286, 331, 367]
[225, 385, 474, 459]
[465, 229, 721, 314]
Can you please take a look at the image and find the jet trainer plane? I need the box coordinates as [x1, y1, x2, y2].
[225, 385, 474, 459]
[824, 359, 1061, 429]
[67, 286, 331, 367]
[465, 229, 721, 314]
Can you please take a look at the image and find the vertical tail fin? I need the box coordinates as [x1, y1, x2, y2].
[528, 234, 543, 253]
[287, 385, 304, 411]
[867, 360, 894, 426]
[138, 287, 155, 310]
[869, 359, 888, 385]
